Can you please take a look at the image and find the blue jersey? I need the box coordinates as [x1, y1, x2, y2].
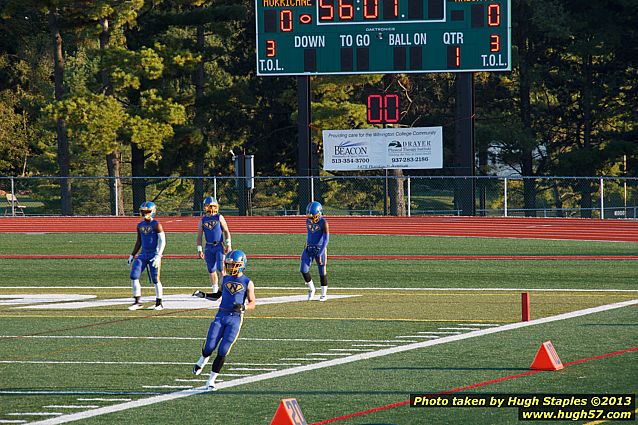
[219, 274, 251, 312]
[137, 219, 160, 256]
[306, 217, 327, 248]
[201, 214, 223, 245]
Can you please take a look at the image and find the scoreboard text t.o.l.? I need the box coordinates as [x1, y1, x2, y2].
[255, 0, 511, 76]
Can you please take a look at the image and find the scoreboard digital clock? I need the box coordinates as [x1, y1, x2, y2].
[255, 0, 511, 76]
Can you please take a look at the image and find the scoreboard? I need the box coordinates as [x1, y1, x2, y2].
[255, 0, 511, 76]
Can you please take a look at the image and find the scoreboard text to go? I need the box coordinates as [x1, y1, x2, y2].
[255, 0, 511, 76]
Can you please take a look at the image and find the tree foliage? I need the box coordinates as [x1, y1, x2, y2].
[0, 0, 636, 211]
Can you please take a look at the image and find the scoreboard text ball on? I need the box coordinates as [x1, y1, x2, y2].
[255, 0, 511, 76]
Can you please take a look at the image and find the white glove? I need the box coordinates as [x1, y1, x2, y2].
[151, 255, 161, 268]
[193, 290, 206, 298]
[127, 255, 134, 265]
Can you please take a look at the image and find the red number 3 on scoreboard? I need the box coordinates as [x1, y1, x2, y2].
[266, 40, 276, 57]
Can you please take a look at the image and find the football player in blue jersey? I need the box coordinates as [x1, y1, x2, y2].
[127, 201, 166, 311]
[192, 249, 256, 391]
[196, 196, 232, 294]
[300, 201, 330, 301]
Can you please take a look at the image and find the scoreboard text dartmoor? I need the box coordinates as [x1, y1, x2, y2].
[255, 0, 511, 76]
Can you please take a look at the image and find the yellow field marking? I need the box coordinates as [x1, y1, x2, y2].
[583, 407, 638, 425]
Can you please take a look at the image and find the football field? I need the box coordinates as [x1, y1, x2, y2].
[1, 232, 637, 424]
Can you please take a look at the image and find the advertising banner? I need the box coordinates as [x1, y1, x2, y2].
[323, 127, 443, 171]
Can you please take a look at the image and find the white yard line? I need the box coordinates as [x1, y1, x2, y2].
[0, 361, 298, 367]
[395, 335, 440, 339]
[228, 362, 301, 366]
[218, 373, 254, 377]
[6, 413, 62, 417]
[0, 335, 203, 341]
[0, 391, 157, 396]
[0, 335, 415, 344]
[351, 344, 397, 347]
[328, 348, 374, 352]
[24, 298, 638, 425]
[141, 386, 192, 389]
[2, 286, 637, 292]
[456, 323, 501, 327]
[228, 367, 277, 371]
[438, 327, 484, 331]
[416, 331, 462, 335]
[242, 337, 415, 343]
[42, 406, 99, 410]
[306, 353, 352, 356]
[279, 358, 327, 361]
[0, 361, 192, 366]
[76, 399, 131, 402]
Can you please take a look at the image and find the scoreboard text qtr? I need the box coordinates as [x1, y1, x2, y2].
[255, 0, 511, 76]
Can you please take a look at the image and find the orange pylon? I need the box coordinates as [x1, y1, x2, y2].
[530, 341, 564, 371]
[270, 398, 307, 425]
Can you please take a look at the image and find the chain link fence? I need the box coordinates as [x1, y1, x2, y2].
[1, 175, 637, 218]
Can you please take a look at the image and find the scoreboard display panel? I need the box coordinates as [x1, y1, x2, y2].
[255, 0, 511, 76]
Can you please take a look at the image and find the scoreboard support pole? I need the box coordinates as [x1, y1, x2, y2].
[454, 72, 476, 216]
[297, 75, 313, 212]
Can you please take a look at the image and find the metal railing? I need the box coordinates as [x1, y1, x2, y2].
[1, 175, 637, 218]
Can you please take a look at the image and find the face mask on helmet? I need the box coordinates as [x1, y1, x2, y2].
[306, 202, 322, 223]
[139, 202, 156, 221]
[203, 197, 219, 215]
[204, 203, 218, 215]
[224, 251, 246, 276]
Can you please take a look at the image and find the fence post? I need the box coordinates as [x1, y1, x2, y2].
[10, 176, 15, 216]
[407, 177, 411, 217]
[114, 178, 119, 217]
[504, 178, 508, 217]
[599, 178, 604, 219]
[214, 177, 217, 200]
[310, 176, 315, 202]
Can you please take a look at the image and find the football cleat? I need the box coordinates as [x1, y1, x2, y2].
[307, 287, 316, 301]
[148, 304, 164, 310]
[128, 302, 144, 310]
[319, 295, 327, 302]
[193, 356, 210, 376]
[206, 378, 218, 391]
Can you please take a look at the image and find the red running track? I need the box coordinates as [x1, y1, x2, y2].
[1, 254, 637, 261]
[0, 216, 637, 242]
